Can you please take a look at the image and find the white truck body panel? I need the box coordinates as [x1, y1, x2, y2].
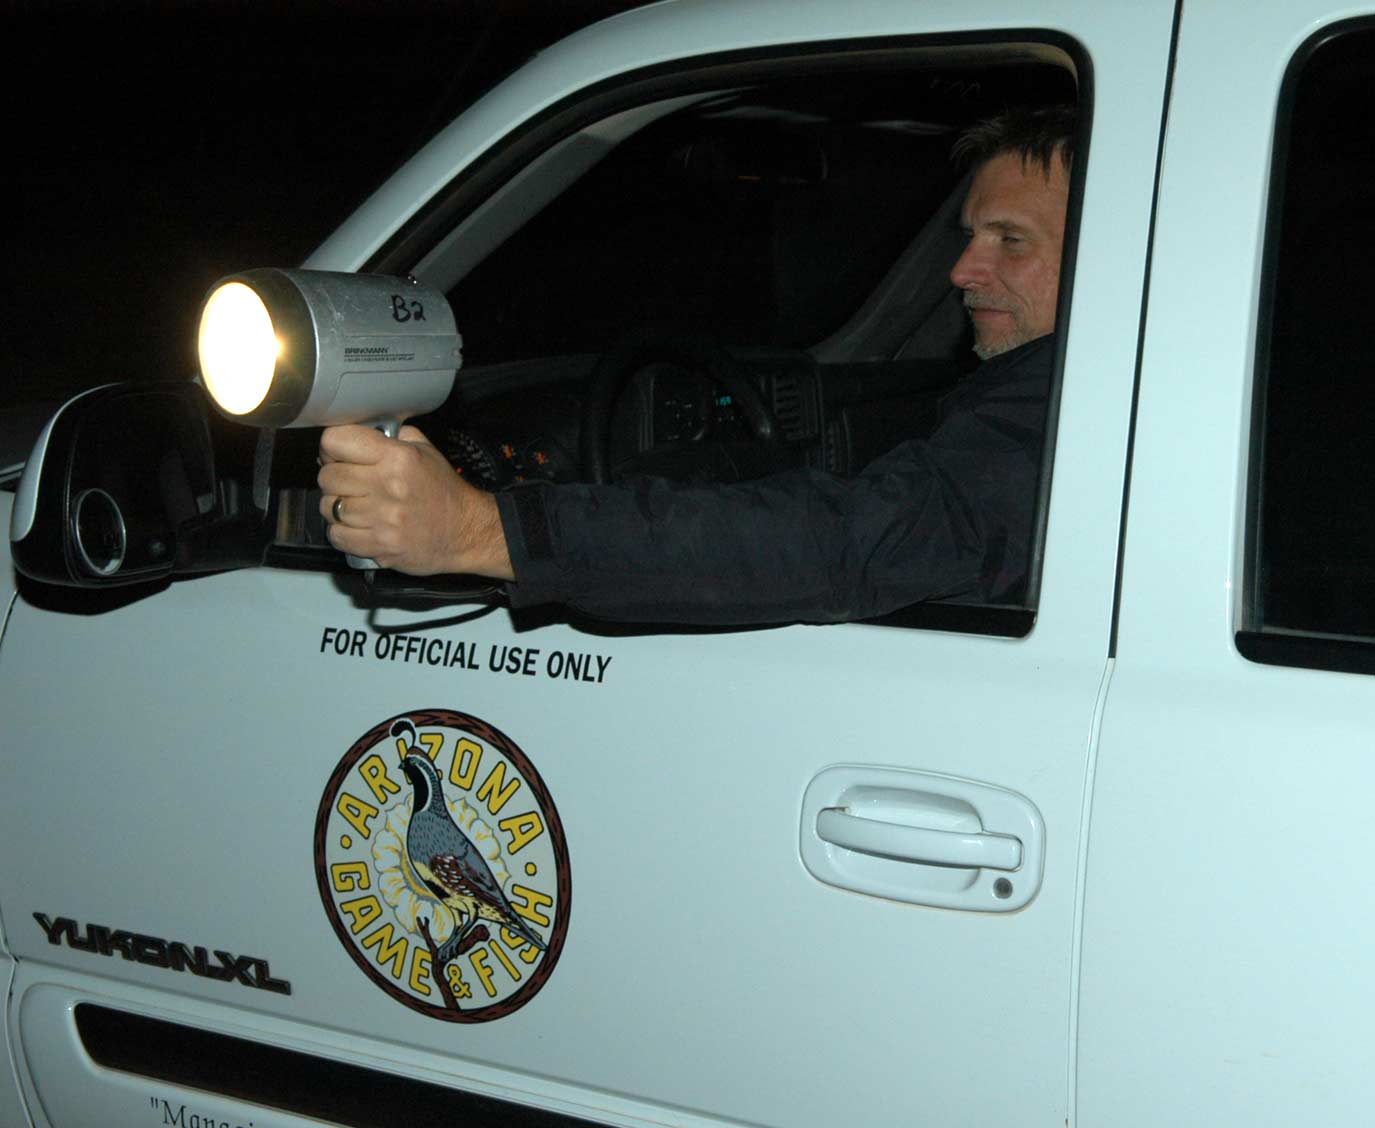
[6, 0, 1375, 1124]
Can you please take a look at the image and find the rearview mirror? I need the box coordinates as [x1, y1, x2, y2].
[11, 382, 231, 587]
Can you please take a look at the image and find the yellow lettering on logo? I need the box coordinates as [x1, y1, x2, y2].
[358, 754, 401, 804]
[497, 810, 544, 855]
[469, 947, 498, 998]
[448, 738, 481, 789]
[446, 962, 473, 1000]
[330, 861, 371, 893]
[500, 925, 542, 965]
[359, 923, 407, 980]
[476, 761, 520, 816]
[336, 792, 380, 839]
[490, 938, 522, 983]
[408, 945, 433, 997]
[509, 884, 554, 928]
[338, 894, 382, 935]
[419, 731, 444, 761]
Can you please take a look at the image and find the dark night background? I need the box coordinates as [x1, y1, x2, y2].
[4, 0, 646, 456]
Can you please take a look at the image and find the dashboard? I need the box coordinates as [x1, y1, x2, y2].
[422, 350, 967, 492]
[432, 388, 583, 491]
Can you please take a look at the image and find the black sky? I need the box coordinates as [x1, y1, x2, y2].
[6, 0, 646, 427]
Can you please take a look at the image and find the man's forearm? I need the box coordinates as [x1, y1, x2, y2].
[452, 487, 515, 580]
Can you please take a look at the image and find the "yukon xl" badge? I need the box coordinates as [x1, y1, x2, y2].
[314, 709, 571, 1021]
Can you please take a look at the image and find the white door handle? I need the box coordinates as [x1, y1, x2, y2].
[800, 767, 1046, 911]
[816, 807, 1022, 871]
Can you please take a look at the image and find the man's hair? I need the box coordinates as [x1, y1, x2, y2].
[952, 104, 1077, 176]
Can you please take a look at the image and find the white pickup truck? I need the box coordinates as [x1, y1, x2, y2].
[4, 1, 1373, 1125]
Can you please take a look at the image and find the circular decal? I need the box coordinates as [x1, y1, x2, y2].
[314, 709, 571, 1021]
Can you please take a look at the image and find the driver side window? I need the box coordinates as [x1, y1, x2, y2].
[423, 47, 1080, 635]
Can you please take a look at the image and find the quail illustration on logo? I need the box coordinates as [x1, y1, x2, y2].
[395, 719, 548, 966]
[315, 708, 570, 1022]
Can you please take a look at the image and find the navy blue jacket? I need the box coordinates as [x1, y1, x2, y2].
[495, 336, 1051, 624]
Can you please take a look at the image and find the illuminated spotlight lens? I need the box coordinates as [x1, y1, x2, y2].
[198, 282, 279, 415]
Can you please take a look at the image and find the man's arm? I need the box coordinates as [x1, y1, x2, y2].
[498, 439, 1001, 624]
[316, 420, 992, 622]
[495, 339, 1050, 624]
[316, 337, 1049, 624]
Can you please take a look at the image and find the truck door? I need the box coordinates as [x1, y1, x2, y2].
[1080, 2, 1375, 1123]
[0, 3, 1175, 1126]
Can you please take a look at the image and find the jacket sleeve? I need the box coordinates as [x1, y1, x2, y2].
[494, 347, 1049, 626]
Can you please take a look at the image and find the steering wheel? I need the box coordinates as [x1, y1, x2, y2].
[579, 328, 779, 484]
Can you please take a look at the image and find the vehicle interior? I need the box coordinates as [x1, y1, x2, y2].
[414, 49, 1078, 495]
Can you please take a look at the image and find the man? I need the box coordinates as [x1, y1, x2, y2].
[318, 106, 1073, 624]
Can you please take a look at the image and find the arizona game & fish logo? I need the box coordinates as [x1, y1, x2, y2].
[314, 709, 571, 1021]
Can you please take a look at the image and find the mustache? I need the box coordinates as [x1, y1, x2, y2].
[963, 295, 1010, 313]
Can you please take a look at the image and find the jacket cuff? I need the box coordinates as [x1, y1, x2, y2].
[495, 484, 563, 609]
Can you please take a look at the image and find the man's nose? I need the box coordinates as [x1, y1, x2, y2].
[950, 240, 987, 291]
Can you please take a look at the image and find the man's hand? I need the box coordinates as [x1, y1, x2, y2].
[317, 425, 514, 580]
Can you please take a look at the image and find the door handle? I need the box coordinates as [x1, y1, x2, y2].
[815, 806, 1022, 871]
[800, 766, 1045, 911]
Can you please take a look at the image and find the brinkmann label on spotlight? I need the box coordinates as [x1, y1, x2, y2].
[343, 345, 416, 363]
[314, 709, 571, 1022]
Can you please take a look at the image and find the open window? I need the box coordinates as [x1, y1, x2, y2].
[364, 40, 1083, 635]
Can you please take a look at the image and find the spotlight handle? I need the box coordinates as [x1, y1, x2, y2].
[345, 416, 401, 571]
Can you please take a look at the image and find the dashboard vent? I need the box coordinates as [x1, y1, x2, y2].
[822, 417, 849, 474]
[770, 371, 808, 442]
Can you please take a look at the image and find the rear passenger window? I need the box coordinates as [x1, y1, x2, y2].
[1241, 23, 1375, 671]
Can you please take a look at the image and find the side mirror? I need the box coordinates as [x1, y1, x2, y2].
[10, 382, 235, 587]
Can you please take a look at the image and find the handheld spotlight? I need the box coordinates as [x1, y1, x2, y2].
[198, 268, 460, 429]
[197, 268, 462, 569]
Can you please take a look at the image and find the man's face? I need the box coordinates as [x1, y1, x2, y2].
[950, 150, 1070, 360]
